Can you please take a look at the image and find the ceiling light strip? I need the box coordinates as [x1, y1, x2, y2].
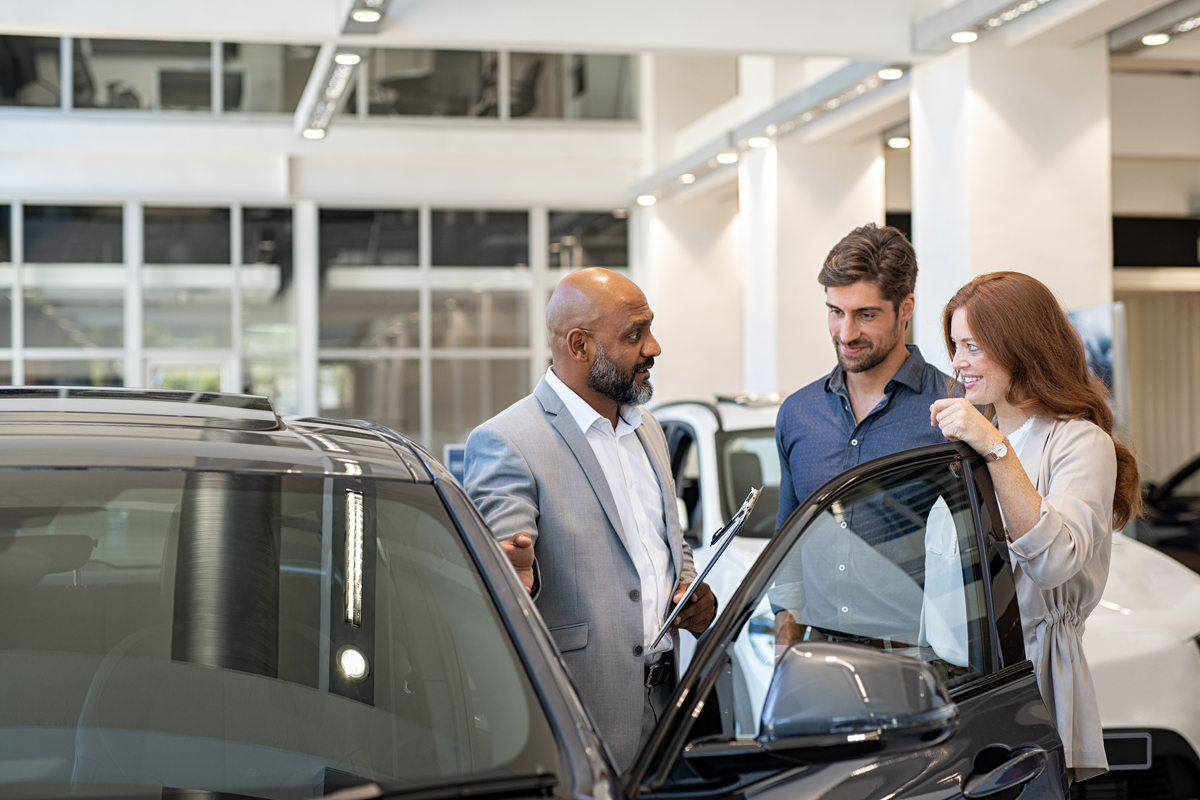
[914, 0, 1059, 52]
[628, 61, 906, 205]
[1109, 0, 1200, 52]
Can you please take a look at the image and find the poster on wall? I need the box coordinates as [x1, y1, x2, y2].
[1067, 302, 1129, 431]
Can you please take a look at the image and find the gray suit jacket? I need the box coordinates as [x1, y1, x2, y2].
[464, 377, 696, 770]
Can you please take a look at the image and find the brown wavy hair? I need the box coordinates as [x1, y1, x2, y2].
[942, 272, 1141, 529]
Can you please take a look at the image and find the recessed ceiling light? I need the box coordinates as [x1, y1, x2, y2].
[636, 195, 657, 207]
[747, 137, 771, 148]
[716, 152, 739, 164]
[678, 173, 696, 185]
[878, 68, 904, 81]
[302, 128, 326, 140]
[334, 53, 362, 66]
[1141, 33, 1171, 46]
[951, 30, 979, 43]
[887, 137, 911, 149]
[352, 8, 382, 22]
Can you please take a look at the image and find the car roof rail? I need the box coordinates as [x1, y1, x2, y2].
[0, 386, 281, 430]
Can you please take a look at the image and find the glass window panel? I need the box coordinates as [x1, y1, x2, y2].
[23, 206, 123, 263]
[0, 362, 10, 384]
[73, 39, 211, 110]
[147, 364, 222, 392]
[24, 273, 124, 347]
[548, 211, 628, 268]
[222, 43, 317, 113]
[0, 35, 60, 107]
[319, 359, 420, 439]
[243, 208, 294, 352]
[144, 207, 231, 264]
[0, 470, 561, 795]
[143, 285, 231, 348]
[366, 48, 497, 117]
[0, 205, 9, 262]
[432, 358, 529, 454]
[243, 359, 298, 415]
[432, 290, 528, 348]
[738, 459, 989, 738]
[24, 359, 123, 386]
[320, 290, 418, 349]
[319, 209, 418, 271]
[0, 286, 10, 349]
[431, 210, 528, 267]
[510, 53, 634, 120]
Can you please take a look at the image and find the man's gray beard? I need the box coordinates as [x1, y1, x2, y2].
[588, 341, 653, 407]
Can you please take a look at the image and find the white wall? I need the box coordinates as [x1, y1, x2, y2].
[641, 184, 742, 404]
[1112, 157, 1200, 217]
[775, 134, 885, 394]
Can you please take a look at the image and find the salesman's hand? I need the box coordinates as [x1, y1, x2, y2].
[500, 532, 535, 593]
[670, 582, 717, 634]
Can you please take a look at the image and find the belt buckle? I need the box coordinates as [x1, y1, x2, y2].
[644, 661, 670, 688]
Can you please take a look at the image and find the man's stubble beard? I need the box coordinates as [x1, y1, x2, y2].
[834, 321, 905, 374]
[588, 340, 653, 407]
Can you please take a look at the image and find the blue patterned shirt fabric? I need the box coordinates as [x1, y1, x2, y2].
[775, 344, 955, 530]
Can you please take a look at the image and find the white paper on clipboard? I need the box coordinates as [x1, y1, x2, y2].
[650, 486, 761, 649]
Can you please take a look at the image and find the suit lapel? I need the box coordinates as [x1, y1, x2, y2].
[637, 422, 682, 582]
[534, 379, 636, 558]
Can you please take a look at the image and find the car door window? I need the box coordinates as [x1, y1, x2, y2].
[732, 457, 990, 739]
[664, 423, 703, 540]
[720, 430, 780, 538]
[1166, 465, 1200, 500]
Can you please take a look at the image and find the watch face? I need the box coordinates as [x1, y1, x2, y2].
[993, 441, 1008, 458]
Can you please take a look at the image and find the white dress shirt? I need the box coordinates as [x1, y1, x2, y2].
[545, 367, 677, 659]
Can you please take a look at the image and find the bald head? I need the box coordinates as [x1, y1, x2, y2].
[546, 268, 647, 354]
[545, 268, 661, 419]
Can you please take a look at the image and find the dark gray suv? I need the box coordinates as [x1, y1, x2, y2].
[0, 388, 1066, 800]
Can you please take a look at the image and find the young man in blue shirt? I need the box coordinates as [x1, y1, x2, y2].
[773, 223, 953, 646]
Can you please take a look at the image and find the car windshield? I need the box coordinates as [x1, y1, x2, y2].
[0, 469, 560, 799]
[719, 428, 781, 538]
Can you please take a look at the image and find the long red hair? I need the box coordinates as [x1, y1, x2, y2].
[942, 272, 1141, 529]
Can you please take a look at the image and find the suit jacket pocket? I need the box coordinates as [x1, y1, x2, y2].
[548, 622, 588, 653]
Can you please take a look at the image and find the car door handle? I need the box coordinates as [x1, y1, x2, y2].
[962, 746, 1049, 798]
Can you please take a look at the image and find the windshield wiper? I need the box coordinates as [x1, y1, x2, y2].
[330, 773, 558, 800]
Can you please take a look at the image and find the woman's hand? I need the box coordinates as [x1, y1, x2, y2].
[930, 397, 1001, 456]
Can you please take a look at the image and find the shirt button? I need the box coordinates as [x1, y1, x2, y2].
[851, 438, 858, 446]
[840, 521, 847, 529]
[633, 645, 644, 656]
[841, 606, 849, 613]
[629, 589, 640, 601]
[839, 564, 846, 571]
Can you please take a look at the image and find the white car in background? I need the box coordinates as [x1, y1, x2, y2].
[655, 396, 1200, 800]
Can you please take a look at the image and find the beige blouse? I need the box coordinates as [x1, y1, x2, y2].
[1005, 415, 1115, 781]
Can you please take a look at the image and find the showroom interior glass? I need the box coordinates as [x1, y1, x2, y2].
[2, 35, 637, 125]
[0, 202, 627, 448]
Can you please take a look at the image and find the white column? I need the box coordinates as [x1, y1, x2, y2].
[529, 206, 548, 390]
[294, 200, 318, 416]
[123, 201, 143, 388]
[738, 145, 780, 395]
[911, 35, 1113, 373]
[774, 135, 885, 394]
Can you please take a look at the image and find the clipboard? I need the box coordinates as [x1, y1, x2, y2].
[650, 486, 761, 649]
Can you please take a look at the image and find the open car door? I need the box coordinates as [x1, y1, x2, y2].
[625, 442, 1069, 800]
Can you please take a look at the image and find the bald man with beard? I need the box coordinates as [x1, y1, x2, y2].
[464, 268, 716, 771]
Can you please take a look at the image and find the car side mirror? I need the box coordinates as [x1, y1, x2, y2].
[757, 642, 958, 756]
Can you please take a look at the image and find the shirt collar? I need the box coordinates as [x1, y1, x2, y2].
[545, 367, 642, 436]
[825, 344, 928, 396]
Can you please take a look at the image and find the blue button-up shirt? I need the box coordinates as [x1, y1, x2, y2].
[775, 345, 955, 529]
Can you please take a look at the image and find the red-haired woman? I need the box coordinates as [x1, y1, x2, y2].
[929, 272, 1140, 784]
